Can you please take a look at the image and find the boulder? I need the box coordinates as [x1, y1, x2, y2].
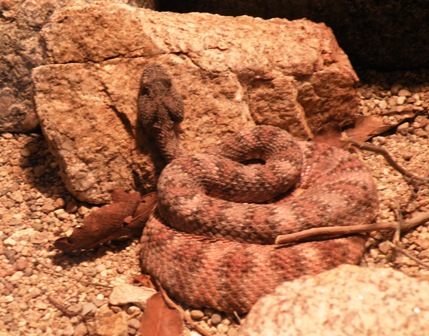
[239, 265, 429, 335]
[0, 0, 155, 133]
[32, 3, 359, 203]
[159, 0, 429, 70]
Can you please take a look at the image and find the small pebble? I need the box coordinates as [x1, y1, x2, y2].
[210, 313, 222, 326]
[378, 241, 392, 254]
[126, 305, 142, 315]
[34, 300, 48, 310]
[378, 100, 387, 109]
[204, 308, 214, 317]
[81, 302, 97, 316]
[227, 328, 239, 336]
[398, 89, 412, 97]
[14, 260, 28, 271]
[67, 303, 83, 316]
[397, 122, 409, 134]
[73, 323, 88, 336]
[54, 198, 65, 209]
[402, 152, 413, 161]
[217, 323, 229, 333]
[190, 309, 205, 320]
[397, 96, 406, 105]
[127, 318, 141, 330]
[92, 299, 105, 308]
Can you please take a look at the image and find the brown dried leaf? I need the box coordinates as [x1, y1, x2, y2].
[315, 112, 416, 148]
[345, 111, 416, 142]
[140, 292, 184, 336]
[54, 189, 157, 252]
[344, 115, 392, 142]
[133, 274, 157, 289]
[313, 125, 344, 147]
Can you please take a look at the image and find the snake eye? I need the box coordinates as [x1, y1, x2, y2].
[140, 87, 150, 95]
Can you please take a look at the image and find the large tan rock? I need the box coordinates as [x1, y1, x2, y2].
[239, 265, 429, 335]
[33, 3, 359, 203]
[0, 0, 155, 133]
[161, 0, 429, 70]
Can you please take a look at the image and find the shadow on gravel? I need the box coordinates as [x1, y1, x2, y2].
[19, 131, 141, 268]
[50, 238, 135, 268]
[19, 130, 72, 198]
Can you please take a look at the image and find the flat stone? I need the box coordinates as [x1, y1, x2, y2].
[190, 309, 205, 320]
[109, 284, 156, 310]
[95, 305, 128, 336]
[81, 302, 97, 316]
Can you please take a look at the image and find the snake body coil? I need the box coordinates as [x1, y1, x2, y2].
[138, 63, 379, 314]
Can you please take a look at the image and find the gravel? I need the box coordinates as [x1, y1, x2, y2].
[1, 68, 429, 335]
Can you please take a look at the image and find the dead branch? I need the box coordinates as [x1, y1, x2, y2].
[389, 242, 429, 270]
[341, 134, 429, 184]
[392, 200, 403, 244]
[233, 311, 242, 325]
[275, 211, 429, 245]
[47, 295, 80, 317]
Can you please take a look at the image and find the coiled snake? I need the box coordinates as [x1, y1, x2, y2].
[138, 63, 379, 314]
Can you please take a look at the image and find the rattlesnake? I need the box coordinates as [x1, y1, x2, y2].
[138, 63, 379, 314]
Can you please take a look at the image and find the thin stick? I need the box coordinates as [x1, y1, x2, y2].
[392, 200, 402, 244]
[47, 295, 80, 317]
[389, 242, 429, 270]
[233, 311, 242, 325]
[275, 211, 429, 245]
[341, 135, 429, 183]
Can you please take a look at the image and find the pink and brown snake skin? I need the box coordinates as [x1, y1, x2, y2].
[137, 63, 379, 314]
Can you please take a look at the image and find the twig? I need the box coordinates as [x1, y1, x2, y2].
[47, 295, 80, 317]
[388, 242, 429, 270]
[392, 200, 402, 244]
[341, 134, 429, 184]
[159, 286, 213, 336]
[233, 311, 242, 325]
[275, 211, 429, 245]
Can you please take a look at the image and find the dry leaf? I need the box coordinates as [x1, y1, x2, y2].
[140, 292, 184, 336]
[315, 111, 416, 147]
[344, 115, 392, 142]
[133, 274, 157, 289]
[313, 125, 344, 147]
[54, 189, 157, 252]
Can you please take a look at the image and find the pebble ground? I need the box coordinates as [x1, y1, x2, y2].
[1, 69, 428, 335]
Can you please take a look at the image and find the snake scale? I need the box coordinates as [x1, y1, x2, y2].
[138, 63, 379, 314]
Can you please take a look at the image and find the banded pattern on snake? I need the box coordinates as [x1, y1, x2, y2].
[138, 63, 379, 314]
